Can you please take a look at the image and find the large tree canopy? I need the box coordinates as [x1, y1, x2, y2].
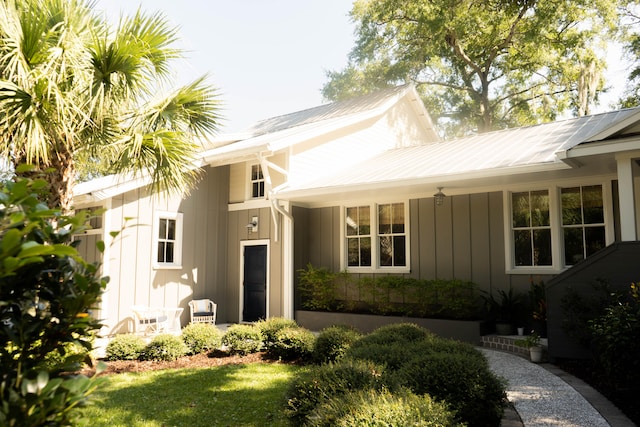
[323, 0, 624, 136]
[0, 0, 222, 211]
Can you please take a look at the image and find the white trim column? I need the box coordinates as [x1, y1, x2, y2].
[616, 154, 637, 241]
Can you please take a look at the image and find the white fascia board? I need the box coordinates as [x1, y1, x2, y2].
[275, 161, 570, 201]
[557, 135, 640, 163]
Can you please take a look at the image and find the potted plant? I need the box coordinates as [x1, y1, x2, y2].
[482, 287, 525, 335]
[515, 332, 543, 362]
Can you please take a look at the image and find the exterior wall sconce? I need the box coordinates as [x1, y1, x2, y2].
[434, 187, 446, 206]
[246, 216, 258, 233]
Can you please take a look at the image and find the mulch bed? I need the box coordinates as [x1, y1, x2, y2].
[83, 350, 278, 376]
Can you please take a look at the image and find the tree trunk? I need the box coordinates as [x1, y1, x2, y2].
[14, 143, 76, 213]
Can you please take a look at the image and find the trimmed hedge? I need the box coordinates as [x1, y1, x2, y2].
[313, 325, 362, 364]
[288, 323, 507, 427]
[307, 388, 462, 427]
[257, 317, 299, 350]
[285, 360, 391, 426]
[222, 324, 263, 355]
[182, 323, 223, 354]
[105, 334, 146, 361]
[268, 327, 316, 361]
[140, 334, 188, 362]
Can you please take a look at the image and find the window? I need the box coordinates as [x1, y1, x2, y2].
[378, 203, 406, 267]
[561, 185, 605, 265]
[507, 183, 609, 272]
[250, 164, 265, 198]
[345, 202, 407, 270]
[511, 190, 552, 267]
[154, 212, 183, 268]
[346, 206, 371, 267]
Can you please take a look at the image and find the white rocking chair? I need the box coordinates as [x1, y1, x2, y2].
[188, 299, 217, 324]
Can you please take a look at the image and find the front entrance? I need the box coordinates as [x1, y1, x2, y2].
[242, 243, 268, 322]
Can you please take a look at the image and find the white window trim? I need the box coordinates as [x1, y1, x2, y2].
[152, 211, 183, 270]
[340, 201, 411, 274]
[503, 179, 614, 274]
[247, 163, 265, 200]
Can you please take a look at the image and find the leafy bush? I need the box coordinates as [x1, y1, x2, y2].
[182, 323, 223, 354]
[44, 340, 93, 371]
[313, 325, 362, 364]
[297, 264, 481, 319]
[307, 387, 462, 427]
[105, 334, 146, 361]
[222, 324, 263, 355]
[0, 173, 107, 426]
[267, 327, 316, 361]
[589, 283, 640, 389]
[140, 334, 188, 361]
[256, 317, 299, 350]
[297, 263, 343, 311]
[391, 352, 506, 427]
[285, 360, 390, 426]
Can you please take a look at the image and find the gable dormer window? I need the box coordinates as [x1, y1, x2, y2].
[251, 164, 265, 199]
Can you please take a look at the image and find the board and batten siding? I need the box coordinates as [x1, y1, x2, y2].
[93, 166, 229, 334]
[298, 192, 536, 295]
[226, 206, 284, 322]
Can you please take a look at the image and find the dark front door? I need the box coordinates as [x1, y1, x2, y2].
[243, 244, 267, 322]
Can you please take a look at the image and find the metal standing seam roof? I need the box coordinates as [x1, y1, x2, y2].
[201, 84, 439, 163]
[276, 108, 640, 195]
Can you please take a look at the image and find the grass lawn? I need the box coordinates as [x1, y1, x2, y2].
[77, 363, 302, 426]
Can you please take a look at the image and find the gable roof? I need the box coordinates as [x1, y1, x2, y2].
[275, 107, 640, 201]
[201, 84, 439, 165]
[74, 85, 436, 204]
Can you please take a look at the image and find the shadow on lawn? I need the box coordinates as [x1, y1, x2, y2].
[83, 363, 300, 427]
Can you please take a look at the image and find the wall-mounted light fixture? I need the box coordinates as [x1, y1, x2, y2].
[434, 187, 446, 206]
[246, 216, 258, 233]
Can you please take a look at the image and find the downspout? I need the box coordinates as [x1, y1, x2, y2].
[258, 154, 295, 319]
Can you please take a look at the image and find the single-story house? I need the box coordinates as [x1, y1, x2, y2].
[73, 84, 640, 359]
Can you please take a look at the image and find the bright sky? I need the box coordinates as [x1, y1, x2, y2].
[98, 0, 355, 134]
[97, 1, 627, 135]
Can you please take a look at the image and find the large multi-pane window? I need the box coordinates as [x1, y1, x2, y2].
[561, 185, 605, 265]
[155, 212, 183, 268]
[511, 190, 552, 266]
[251, 164, 265, 198]
[346, 203, 407, 269]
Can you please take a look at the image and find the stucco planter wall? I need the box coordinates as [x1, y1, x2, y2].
[295, 310, 488, 344]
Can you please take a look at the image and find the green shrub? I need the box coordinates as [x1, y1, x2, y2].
[391, 351, 506, 427]
[140, 334, 188, 361]
[298, 263, 343, 311]
[44, 340, 93, 371]
[589, 283, 640, 389]
[267, 327, 316, 361]
[307, 387, 462, 427]
[256, 317, 299, 350]
[182, 323, 223, 354]
[222, 324, 263, 355]
[105, 334, 146, 361]
[313, 325, 362, 364]
[0, 173, 107, 426]
[285, 360, 391, 426]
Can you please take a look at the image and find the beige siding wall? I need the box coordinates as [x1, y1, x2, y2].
[100, 166, 229, 334]
[300, 192, 539, 296]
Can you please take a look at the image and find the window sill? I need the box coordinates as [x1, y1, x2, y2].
[505, 266, 566, 275]
[346, 267, 411, 274]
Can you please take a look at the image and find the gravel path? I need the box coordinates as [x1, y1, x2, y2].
[481, 349, 610, 427]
